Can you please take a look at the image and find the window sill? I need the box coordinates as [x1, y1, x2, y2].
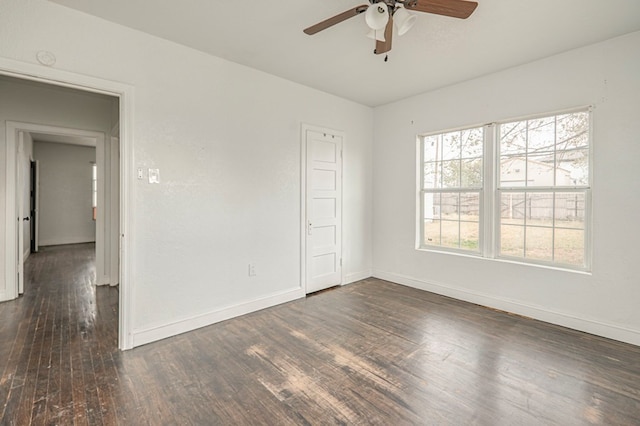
[416, 246, 592, 275]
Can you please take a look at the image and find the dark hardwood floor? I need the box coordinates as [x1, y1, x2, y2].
[1, 244, 639, 425]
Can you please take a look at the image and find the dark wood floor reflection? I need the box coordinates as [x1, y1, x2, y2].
[1, 244, 639, 425]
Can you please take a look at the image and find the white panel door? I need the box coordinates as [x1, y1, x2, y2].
[305, 129, 342, 294]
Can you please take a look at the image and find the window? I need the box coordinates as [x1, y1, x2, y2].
[91, 162, 97, 221]
[419, 108, 591, 270]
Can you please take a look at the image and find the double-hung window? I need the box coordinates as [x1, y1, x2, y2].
[419, 108, 591, 270]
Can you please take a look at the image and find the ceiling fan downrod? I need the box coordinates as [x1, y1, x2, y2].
[368, 0, 419, 9]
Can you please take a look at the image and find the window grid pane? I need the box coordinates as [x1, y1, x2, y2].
[422, 190, 481, 252]
[499, 112, 590, 190]
[423, 127, 484, 192]
[498, 189, 587, 267]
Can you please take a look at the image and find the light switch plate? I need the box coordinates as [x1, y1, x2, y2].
[148, 168, 160, 183]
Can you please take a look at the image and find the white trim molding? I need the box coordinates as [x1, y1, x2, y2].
[344, 270, 372, 285]
[4, 122, 19, 301]
[132, 287, 305, 347]
[373, 269, 640, 347]
[39, 238, 97, 247]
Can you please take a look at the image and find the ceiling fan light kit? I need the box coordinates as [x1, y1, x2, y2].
[393, 7, 417, 36]
[304, 0, 478, 57]
[365, 2, 390, 30]
[366, 28, 387, 42]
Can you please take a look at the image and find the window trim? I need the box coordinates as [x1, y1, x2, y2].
[417, 106, 592, 272]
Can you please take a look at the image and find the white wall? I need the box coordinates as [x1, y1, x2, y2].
[373, 31, 640, 345]
[0, 0, 373, 346]
[33, 142, 96, 246]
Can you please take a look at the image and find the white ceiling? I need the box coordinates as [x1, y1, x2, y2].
[49, 0, 640, 106]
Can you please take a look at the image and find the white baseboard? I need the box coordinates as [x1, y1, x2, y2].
[24, 249, 30, 261]
[39, 238, 96, 247]
[132, 287, 305, 347]
[344, 269, 372, 285]
[96, 273, 111, 286]
[373, 270, 640, 347]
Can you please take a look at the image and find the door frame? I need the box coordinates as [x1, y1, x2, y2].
[110, 136, 120, 286]
[7, 122, 108, 285]
[300, 123, 345, 294]
[16, 131, 26, 294]
[0, 57, 135, 350]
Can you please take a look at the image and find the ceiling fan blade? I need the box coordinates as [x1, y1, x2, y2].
[405, 0, 478, 19]
[375, 16, 393, 55]
[304, 5, 369, 35]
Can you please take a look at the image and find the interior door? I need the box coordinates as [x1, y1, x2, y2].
[30, 160, 39, 253]
[305, 129, 342, 294]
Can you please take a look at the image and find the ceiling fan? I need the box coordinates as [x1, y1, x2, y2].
[303, 0, 478, 57]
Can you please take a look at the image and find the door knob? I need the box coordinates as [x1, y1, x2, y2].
[23, 217, 30, 221]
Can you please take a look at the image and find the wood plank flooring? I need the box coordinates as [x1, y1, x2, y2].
[1, 243, 639, 425]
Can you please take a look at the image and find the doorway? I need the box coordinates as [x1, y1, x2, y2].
[301, 124, 344, 294]
[0, 62, 133, 349]
[8, 122, 113, 293]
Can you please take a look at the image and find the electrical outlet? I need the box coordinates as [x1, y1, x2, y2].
[248, 263, 256, 277]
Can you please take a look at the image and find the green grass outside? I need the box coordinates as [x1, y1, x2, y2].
[424, 216, 584, 266]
